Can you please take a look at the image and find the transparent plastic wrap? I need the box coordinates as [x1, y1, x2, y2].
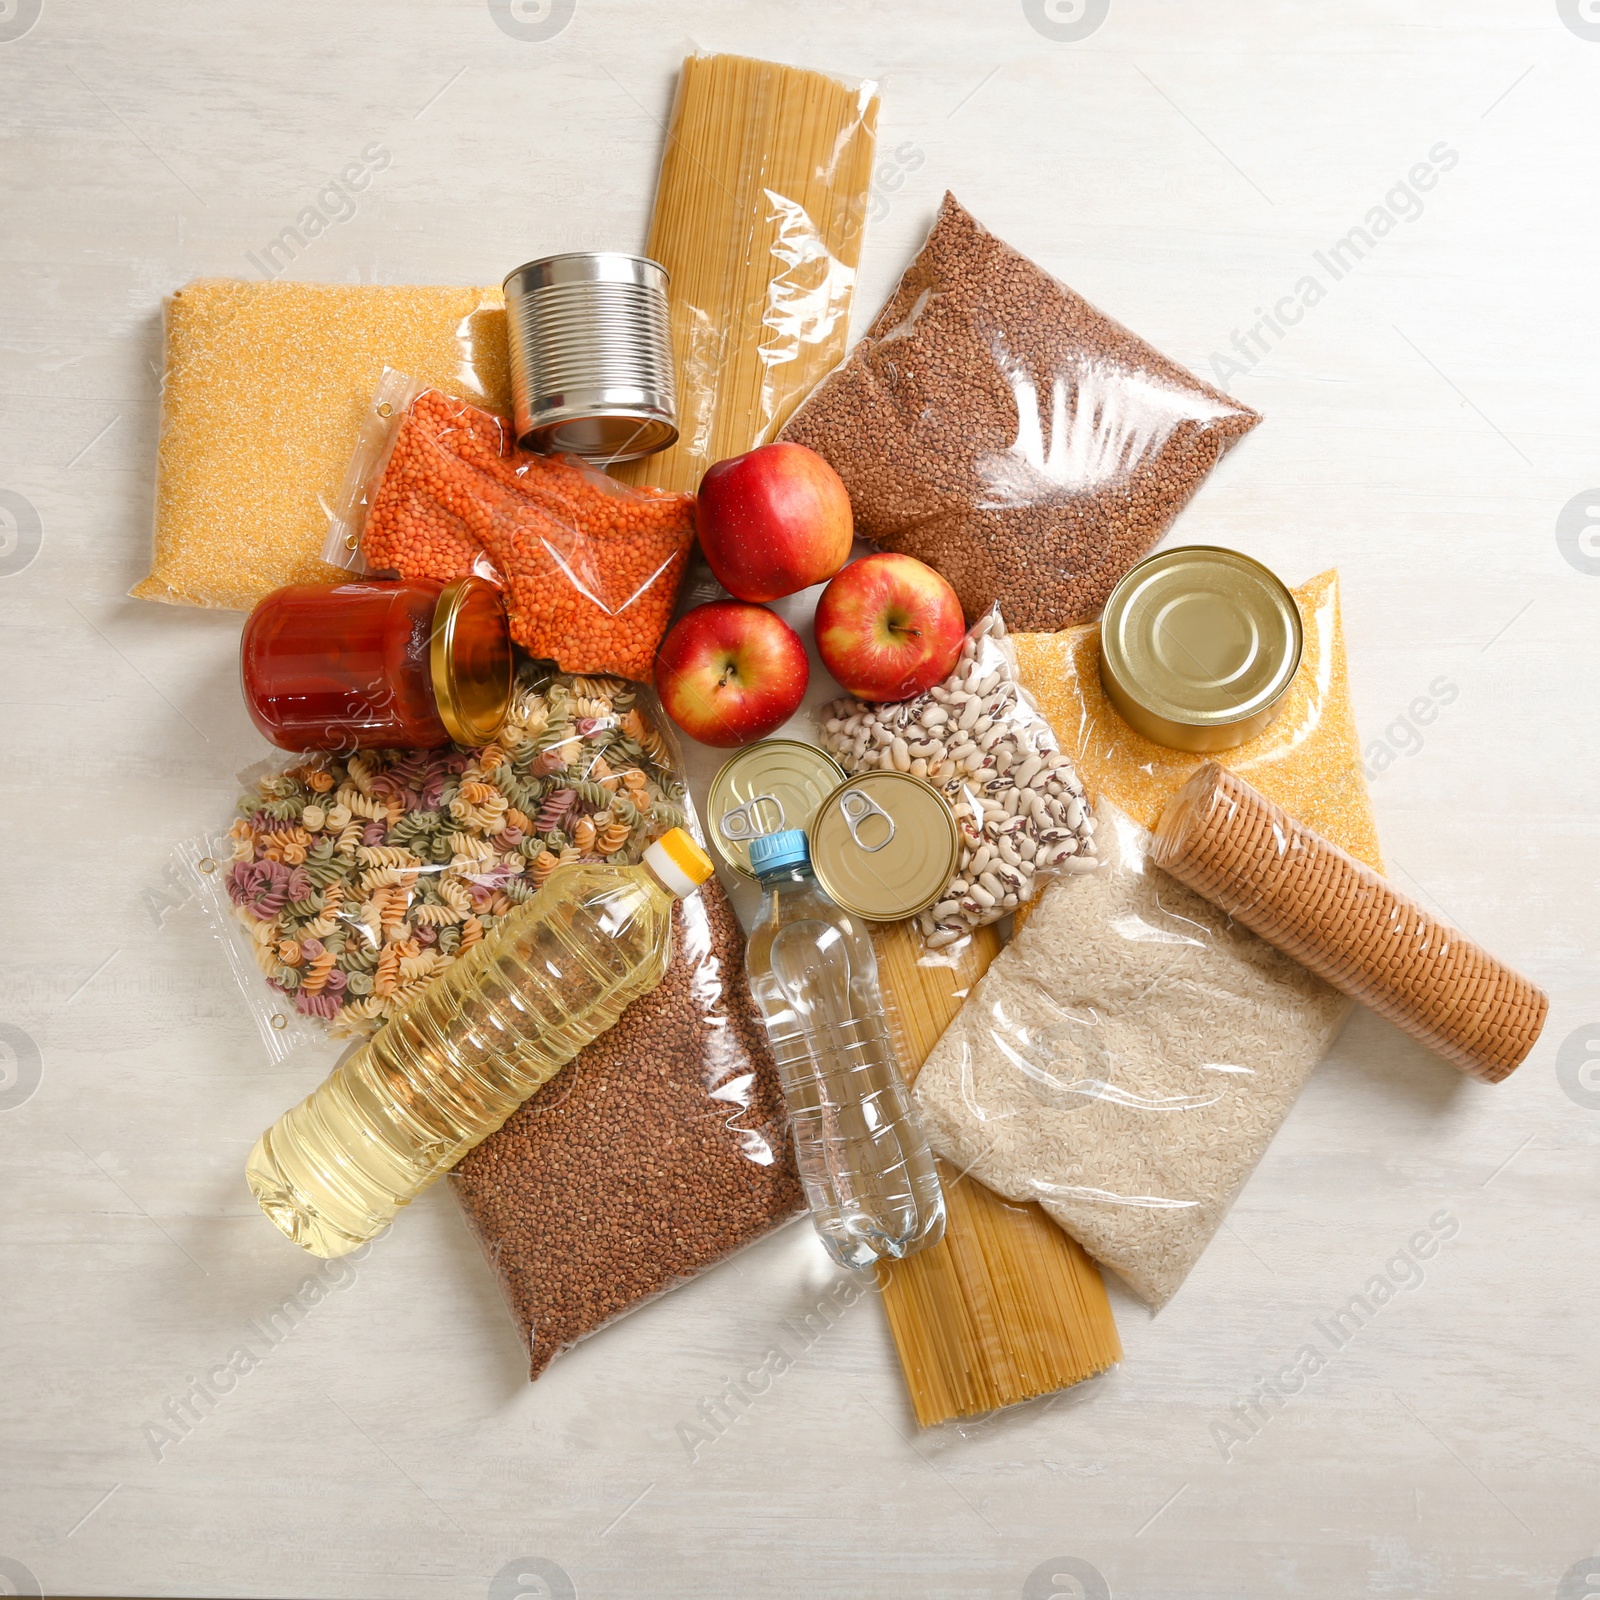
[872, 921, 1122, 1428]
[1152, 764, 1548, 1084]
[322, 378, 695, 682]
[612, 53, 879, 495]
[913, 800, 1349, 1309]
[451, 873, 805, 1379]
[1014, 569, 1385, 873]
[246, 829, 717, 1258]
[187, 667, 688, 1060]
[781, 194, 1261, 631]
[815, 608, 1098, 951]
[136, 281, 510, 611]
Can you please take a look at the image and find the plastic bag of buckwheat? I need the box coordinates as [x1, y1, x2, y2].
[782, 193, 1260, 632]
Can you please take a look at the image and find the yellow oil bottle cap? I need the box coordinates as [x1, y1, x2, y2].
[645, 827, 715, 897]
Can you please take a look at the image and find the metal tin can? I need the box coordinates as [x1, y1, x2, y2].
[808, 771, 961, 923]
[1098, 546, 1304, 753]
[707, 740, 846, 878]
[502, 252, 678, 463]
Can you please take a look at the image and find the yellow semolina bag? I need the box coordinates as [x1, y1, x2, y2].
[135, 280, 511, 611]
[1013, 568, 1382, 872]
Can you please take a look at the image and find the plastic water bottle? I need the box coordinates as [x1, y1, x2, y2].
[246, 828, 715, 1258]
[744, 829, 945, 1268]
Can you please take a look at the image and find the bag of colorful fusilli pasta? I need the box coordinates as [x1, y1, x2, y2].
[184, 665, 690, 1063]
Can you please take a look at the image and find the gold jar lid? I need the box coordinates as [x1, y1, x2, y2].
[430, 577, 514, 747]
[1099, 547, 1303, 753]
[808, 771, 960, 923]
[707, 739, 845, 877]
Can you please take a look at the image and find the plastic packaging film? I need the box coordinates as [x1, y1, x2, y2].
[323, 378, 695, 680]
[451, 874, 805, 1380]
[873, 921, 1122, 1425]
[1013, 569, 1384, 873]
[913, 802, 1349, 1309]
[612, 53, 879, 495]
[781, 194, 1259, 631]
[136, 281, 511, 611]
[1151, 764, 1548, 1084]
[183, 666, 689, 1063]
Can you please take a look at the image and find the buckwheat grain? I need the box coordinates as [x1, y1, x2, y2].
[782, 195, 1260, 631]
[452, 877, 803, 1378]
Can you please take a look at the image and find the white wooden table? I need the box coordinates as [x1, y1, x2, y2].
[3, 4, 1596, 1597]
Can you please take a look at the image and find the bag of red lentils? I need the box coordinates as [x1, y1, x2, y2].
[450, 874, 805, 1380]
[325, 373, 697, 682]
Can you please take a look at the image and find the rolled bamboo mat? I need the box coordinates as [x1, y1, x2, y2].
[874, 921, 1122, 1427]
[1152, 763, 1547, 1083]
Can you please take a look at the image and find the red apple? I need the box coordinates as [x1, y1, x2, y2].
[655, 600, 810, 748]
[696, 441, 853, 603]
[815, 553, 966, 702]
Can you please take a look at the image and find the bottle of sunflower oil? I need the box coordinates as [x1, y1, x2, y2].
[245, 828, 714, 1258]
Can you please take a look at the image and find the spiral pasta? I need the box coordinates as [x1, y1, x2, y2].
[356, 845, 421, 870]
[621, 706, 671, 766]
[300, 950, 337, 995]
[413, 902, 464, 927]
[223, 665, 687, 1039]
[372, 943, 405, 998]
[596, 821, 631, 856]
[437, 875, 474, 914]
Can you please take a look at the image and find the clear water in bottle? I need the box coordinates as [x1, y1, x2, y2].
[744, 829, 945, 1269]
[246, 828, 715, 1258]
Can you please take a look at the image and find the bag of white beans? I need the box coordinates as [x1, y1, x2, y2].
[816, 607, 1098, 950]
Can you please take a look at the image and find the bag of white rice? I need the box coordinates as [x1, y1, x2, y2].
[914, 799, 1349, 1307]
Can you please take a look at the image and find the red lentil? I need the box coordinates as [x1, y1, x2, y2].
[363, 389, 696, 680]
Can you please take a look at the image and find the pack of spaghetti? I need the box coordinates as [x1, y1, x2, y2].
[874, 922, 1122, 1426]
[614, 53, 879, 494]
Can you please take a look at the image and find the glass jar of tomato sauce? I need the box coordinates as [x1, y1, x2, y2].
[241, 577, 513, 751]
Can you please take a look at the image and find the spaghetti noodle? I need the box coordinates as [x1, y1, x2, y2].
[875, 923, 1122, 1426]
[615, 54, 879, 494]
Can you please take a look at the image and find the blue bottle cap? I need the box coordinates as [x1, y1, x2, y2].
[747, 828, 810, 877]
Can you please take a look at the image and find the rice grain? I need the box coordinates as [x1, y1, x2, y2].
[914, 800, 1348, 1307]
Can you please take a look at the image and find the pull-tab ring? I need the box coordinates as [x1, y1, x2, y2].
[720, 792, 786, 843]
[839, 787, 895, 852]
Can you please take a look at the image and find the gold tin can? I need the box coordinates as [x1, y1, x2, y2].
[707, 740, 846, 877]
[1099, 546, 1303, 753]
[808, 771, 961, 923]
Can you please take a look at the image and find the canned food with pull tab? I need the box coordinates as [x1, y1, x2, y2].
[706, 740, 846, 878]
[807, 770, 960, 922]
